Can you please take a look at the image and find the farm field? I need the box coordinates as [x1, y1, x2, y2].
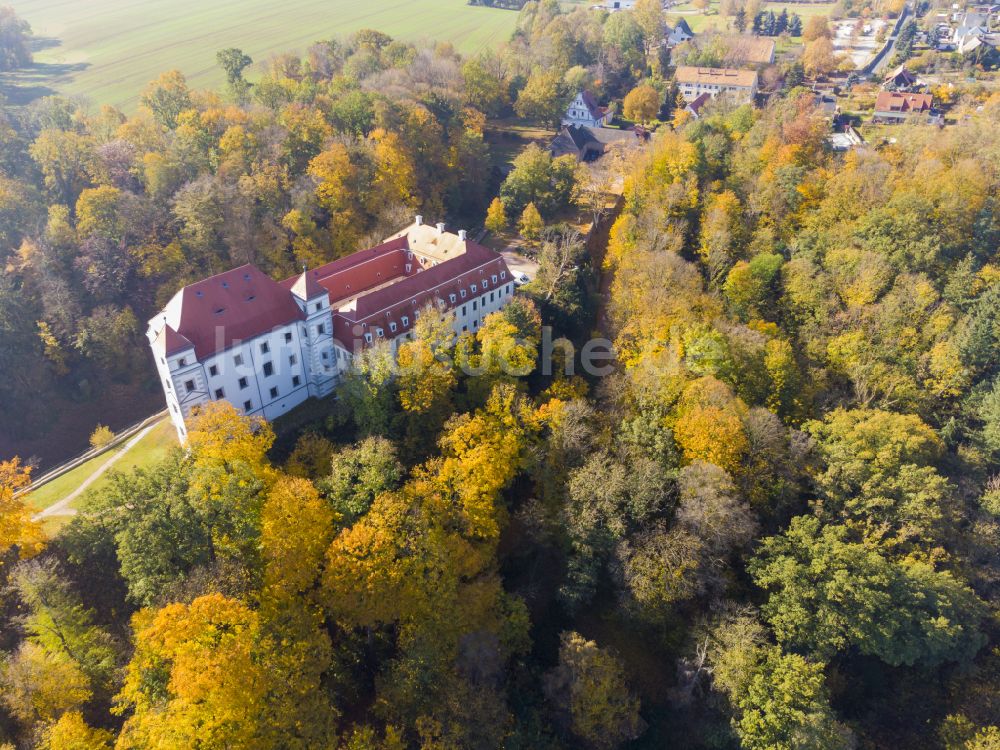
[5, 0, 519, 109]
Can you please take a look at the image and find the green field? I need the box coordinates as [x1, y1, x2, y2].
[27, 418, 177, 513]
[6, 0, 519, 109]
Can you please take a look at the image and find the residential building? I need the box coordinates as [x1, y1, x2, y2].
[872, 91, 942, 124]
[549, 124, 645, 161]
[685, 92, 712, 118]
[674, 66, 758, 103]
[666, 18, 695, 46]
[147, 219, 514, 441]
[883, 64, 923, 90]
[563, 91, 612, 128]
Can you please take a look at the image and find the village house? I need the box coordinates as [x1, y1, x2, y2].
[685, 92, 712, 118]
[563, 91, 612, 128]
[882, 64, 924, 90]
[147, 219, 515, 441]
[549, 123, 646, 160]
[872, 91, 943, 125]
[666, 18, 695, 46]
[674, 66, 758, 104]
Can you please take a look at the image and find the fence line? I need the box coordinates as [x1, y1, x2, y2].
[18, 410, 168, 497]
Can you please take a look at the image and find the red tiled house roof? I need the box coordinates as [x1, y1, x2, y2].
[162, 265, 305, 359]
[874, 91, 933, 114]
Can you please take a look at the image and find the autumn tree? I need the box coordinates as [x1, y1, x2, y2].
[544, 632, 645, 748]
[622, 84, 660, 125]
[485, 196, 508, 234]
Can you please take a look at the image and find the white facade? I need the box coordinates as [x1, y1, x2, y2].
[147, 223, 517, 442]
[562, 92, 611, 128]
[148, 278, 349, 442]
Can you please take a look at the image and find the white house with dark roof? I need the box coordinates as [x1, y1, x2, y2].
[563, 91, 611, 128]
[147, 219, 515, 441]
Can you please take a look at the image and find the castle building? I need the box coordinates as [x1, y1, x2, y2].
[147, 219, 514, 441]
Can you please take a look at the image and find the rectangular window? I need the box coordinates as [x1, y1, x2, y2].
[322, 351, 328, 360]
[238, 377, 248, 389]
[490, 292, 495, 302]
[269, 387, 278, 399]
[316, 324, 325, 335]
[234, 354, 243, 366]
[260, 342, 269, 354]
[472, 301, 478, 311]
[289, 354, 297, 365]
[284, 331, 292, 343]
[293, 375, 301, 386]
[314, 302, 322, 312]
[263, 361, 274, 377]
[243, 400, 252, 412]
[214, 388, 224, 399]
[390, 322, 397, 332]
[209, 364, 218, 377]
[461, 305, 467, 316]
[185, 380, 195, 392]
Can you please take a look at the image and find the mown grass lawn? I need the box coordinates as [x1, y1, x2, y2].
[6, 0, 519, 109]
[26, 418, 178, 513]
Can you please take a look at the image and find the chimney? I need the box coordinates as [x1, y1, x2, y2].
[415, 215, 423, 226]
[436, 222, 445, 235]
[458, 229, 467, 241]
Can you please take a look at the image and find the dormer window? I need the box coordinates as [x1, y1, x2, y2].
[460, 289, 467, 298]
[449, 293, 456, 303]
[492, 274, 498, 284]
[406, 263, 412, 272]
[390, 322, 397, 332]
[402, 315, 409, 326]
[500, 271, 506, 279]
[471, 284, 477, 293]
[376, 328, 384, 338]
[364, 332, 373, 343]
[178, 358, 187, 367]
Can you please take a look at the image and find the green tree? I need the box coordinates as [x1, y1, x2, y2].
[217, 47, 254, 103]
[140, 69, 193, 129]
[749, 516, 987, 667]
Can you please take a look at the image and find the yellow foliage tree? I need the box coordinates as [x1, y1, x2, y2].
[38, 710, 113, 750]
[0, 458, 44, 560]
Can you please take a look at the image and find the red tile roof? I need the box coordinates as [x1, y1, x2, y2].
[158, 232, 512, 359]
[874, 91, 933, 114]
[168, 265, 305, 359]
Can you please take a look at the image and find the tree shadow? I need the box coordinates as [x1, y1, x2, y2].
[0, 59, 90, 106]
